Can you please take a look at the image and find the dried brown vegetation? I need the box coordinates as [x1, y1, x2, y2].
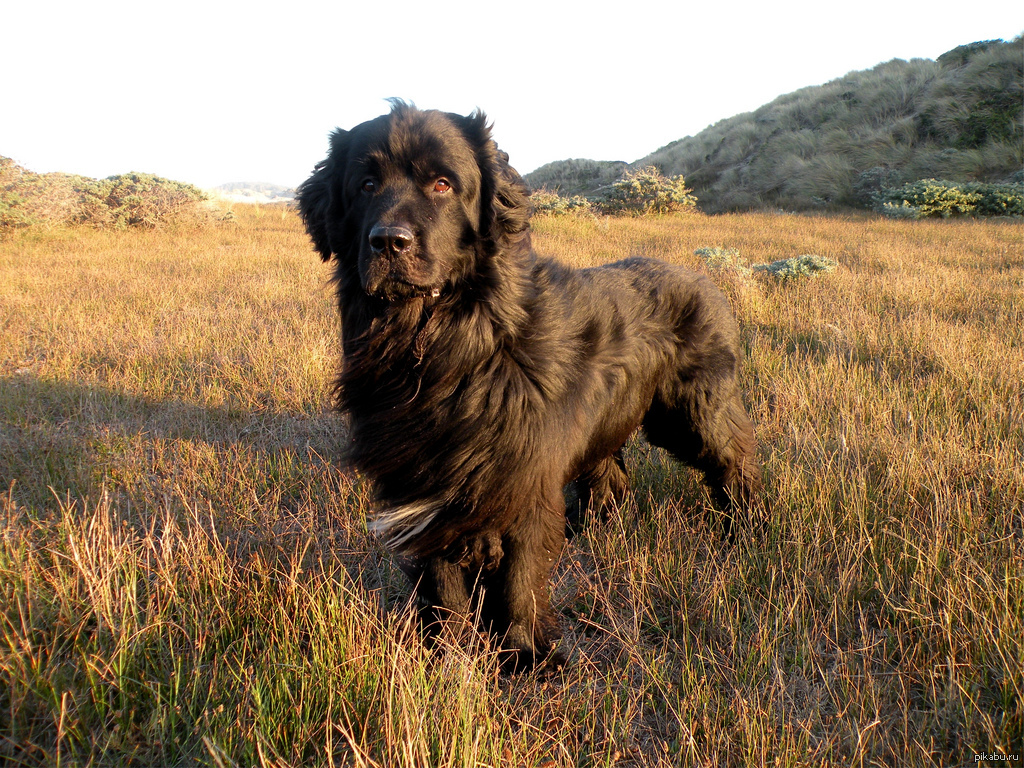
[1, 207, 1021, 766]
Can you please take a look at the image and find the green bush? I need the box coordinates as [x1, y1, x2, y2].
[875, 178, 1023, 218]
[0, 190, 36, 229]
[597, 167, 698, 215]
[879, 201, 924, 220]
[695, 246, 751, 275]
[962, 181, 1024, 217]
[1, 157, 213, 232]
[530, 190, 595, 217]
[752, 255, 838, 281]
[875, 178, 982, 217]
[852, 166, 905, 208]
[98, 172, 210, 229]
[696, 247, 838, 283]
[0, 158, 91, 228]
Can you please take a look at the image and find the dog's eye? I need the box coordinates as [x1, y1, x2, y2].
[433, 178, 452, 194]
[361, 179, 377, 194]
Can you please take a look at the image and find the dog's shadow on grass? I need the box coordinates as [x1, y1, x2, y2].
[1, 372, 414, 595]
[1, 371, 420, 627]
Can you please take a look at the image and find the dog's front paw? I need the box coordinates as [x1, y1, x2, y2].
[498, 623, 566, 674]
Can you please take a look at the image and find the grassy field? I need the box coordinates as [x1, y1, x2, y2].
[1, 206, 1021, 766]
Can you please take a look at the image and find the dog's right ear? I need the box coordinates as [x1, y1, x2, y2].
[297, 128, 348, 261]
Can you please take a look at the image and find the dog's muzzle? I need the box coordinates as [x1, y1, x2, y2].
[363, 225, 442, 301]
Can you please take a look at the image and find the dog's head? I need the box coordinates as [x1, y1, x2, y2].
[298, 101, 531, 302]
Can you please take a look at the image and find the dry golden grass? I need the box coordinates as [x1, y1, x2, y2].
[1, 206, 1021, 766]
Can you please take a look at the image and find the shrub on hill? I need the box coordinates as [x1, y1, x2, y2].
[99, 173, 211, 229]
[1, 157, 213, 231]
[874, 178, 1024, 218]
[594, 167, 697, 215]
[1, 158, 90, 229]
[530, 190, 595, 216]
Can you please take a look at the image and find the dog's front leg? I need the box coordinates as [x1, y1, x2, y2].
[405, 556, 475, 645]
[487, 496, 566, 671]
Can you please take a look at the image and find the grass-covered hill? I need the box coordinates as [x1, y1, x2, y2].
[522, 158, 628, 197]
[526, 38, 1023, 213]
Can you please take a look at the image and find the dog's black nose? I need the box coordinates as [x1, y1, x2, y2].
[369, 225, 414, 255]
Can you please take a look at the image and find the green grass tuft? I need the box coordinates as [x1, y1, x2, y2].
[751, 255, 838, 281]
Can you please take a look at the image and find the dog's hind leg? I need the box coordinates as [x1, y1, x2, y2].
[643, 388, 761, 537]
[565, 449, 629, 536]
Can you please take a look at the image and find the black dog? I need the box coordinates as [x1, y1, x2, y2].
[298, 102, 761, 669]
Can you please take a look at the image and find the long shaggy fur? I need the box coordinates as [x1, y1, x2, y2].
[298, 102, 761, 669]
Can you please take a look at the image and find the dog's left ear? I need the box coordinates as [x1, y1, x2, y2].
[455, 111, 531, 250]
[297, 128, 349, 261]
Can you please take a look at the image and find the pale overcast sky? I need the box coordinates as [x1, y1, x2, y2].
[3, 1, 1020, 189]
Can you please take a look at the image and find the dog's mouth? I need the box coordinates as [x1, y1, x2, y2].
[366, 275, 442, 303]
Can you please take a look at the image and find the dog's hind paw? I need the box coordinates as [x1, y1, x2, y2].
[451, 530, 504, 573]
